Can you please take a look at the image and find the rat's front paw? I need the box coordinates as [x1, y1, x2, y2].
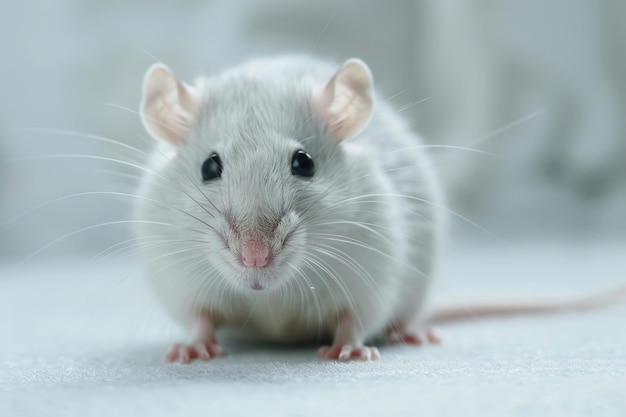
[317, 344, 380, 361]
[165, 342, 226, 363]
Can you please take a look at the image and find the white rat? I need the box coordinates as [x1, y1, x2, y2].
[134, 56, 626, 363]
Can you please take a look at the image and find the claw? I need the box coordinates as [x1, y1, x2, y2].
[165, 341, 226, 363]
[318, 344, 380, 361]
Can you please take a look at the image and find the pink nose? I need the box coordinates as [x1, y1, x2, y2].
[240, 238, 271, 267]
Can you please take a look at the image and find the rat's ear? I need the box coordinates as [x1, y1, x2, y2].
[140, 64, 201, 145]
[314, 58, 374, 141]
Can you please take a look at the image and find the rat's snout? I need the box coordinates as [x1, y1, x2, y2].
[239, 237, 273, 268]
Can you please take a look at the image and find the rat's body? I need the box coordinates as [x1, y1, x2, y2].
[134, 56, 626, 362]
[136, 56, 442, 361]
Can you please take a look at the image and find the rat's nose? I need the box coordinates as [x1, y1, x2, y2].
[240, 237, 272, 267]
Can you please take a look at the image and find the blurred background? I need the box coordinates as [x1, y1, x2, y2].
[1, 0, 625, 263]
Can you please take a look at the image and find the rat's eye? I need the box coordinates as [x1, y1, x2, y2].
[291, 150, 315, 177]
[201, 152, 223, 181]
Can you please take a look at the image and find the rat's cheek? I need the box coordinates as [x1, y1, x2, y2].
[274, 211, 303, 246]
[275, 229, 308, 273]
[207, 228, 242, 272]
[213, 218, 239, 252]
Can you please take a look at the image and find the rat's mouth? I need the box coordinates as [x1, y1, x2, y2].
[236, 267, 279, 292]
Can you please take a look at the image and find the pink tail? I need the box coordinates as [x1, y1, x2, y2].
[425, 285, 626, 325]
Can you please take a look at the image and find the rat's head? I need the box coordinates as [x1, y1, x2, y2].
[139, 58, 374, 293]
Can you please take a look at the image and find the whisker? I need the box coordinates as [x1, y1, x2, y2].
[305, 253, 360, 323]
[9, 126, 148, 156]
[17, 220, 177, 266]
[309, 244, 383, 302]
[396, 97, 432, 113]
[91, 234, 175, 264]
[312, 9, 336, 55]
[389, 144, 497, 157]
[95, 168, 143, 184]
[384, 89, 407, 102]
[314, 192, 503, 241]
[309, 232, 430, 280]
[138, 46, 164, 64]
[468, 108, 547, 147]
[1, 190, 217, 233]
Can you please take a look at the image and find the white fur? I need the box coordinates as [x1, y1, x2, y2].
[135, 56, 443, 346]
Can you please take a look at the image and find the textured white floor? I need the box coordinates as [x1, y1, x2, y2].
[2, 242, 626, 417]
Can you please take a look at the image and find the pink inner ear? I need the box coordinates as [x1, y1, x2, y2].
[313, 60, 374, 141]
[155, 83, 200, 145]
[140, 64, 201, 145]
[313, 83, 334, 116]
[325, 83, 362, 134]
[313, 83, 349, 140]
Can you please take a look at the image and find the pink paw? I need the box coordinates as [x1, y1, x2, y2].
[387, 328, 442, 345]
[165, 342, 226, 363]
[317, 344, 380, 361]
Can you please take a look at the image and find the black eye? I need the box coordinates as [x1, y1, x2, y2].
[201, 152, 223, 182]
[291, 149, 315, 177]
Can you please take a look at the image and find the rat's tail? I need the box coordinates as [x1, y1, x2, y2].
[425, 284, 626, 325]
